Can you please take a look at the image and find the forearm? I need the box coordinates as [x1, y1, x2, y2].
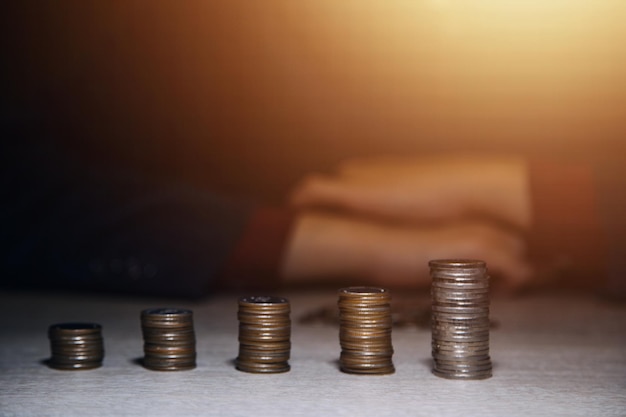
[279, 211, 530, 290]
[290, 153, 532, 231]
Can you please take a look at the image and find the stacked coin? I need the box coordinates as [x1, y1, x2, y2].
[236, 296, 291, 373]
[48, 323, 104, 370]
[430, 259, 492, 380]
[338, 287, 394, 375]
[141, 308, 196, 371]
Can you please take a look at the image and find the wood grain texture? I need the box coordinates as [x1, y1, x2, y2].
[0, 291, 624, 417]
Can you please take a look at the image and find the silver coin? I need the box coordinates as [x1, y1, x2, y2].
[432, 368, 492, 380]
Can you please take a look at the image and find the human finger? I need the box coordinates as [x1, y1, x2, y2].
[289, 173, 356, 209]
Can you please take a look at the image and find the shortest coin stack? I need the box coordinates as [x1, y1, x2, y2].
[338, 287, 395, 375]
[236, 296, 291, 373]
[48, 323, 104, 370]
[141, 308, 196, 371]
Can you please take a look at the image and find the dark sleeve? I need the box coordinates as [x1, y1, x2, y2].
[527, 160, 606, 290]
[217, 207, 295, 292]
[593, 159, 626, 298]
[1, 132, 254, 298]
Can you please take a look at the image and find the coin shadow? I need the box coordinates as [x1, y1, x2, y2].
[39, 358, 52, 367]
[329, 359, 341, 371]
[131, 357, 145, 367]
[419, 357, 433, 370]
[226, 358, 237, 368]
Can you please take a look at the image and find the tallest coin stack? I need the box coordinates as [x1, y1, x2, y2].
[430, 259, 492, 380]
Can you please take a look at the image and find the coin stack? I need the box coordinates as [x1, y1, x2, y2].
[140, 308, 196, 371]
[430, 259, 492, 380]
[236, 296, 291, 373]
[48, 323, 104, 370]
[338, 287, 395, 375]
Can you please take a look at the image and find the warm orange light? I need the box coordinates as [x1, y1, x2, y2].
[107, 1, 624, 164]
[250, 0, 625, 150]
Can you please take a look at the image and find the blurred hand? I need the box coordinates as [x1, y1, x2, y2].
[290, 153, 531, 230]
[281, 212, 532, 292]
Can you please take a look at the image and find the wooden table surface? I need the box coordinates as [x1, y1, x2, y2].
[0, 290, 625, 417]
